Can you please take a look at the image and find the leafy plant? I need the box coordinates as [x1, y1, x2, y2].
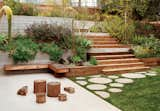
[41, 43, 63, 62]
[10, 36, 39, 63]
[89, 57, 97, 65]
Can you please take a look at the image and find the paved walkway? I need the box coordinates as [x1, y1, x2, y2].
[0, 72, 121, 111]
[73, 71, 157, 99]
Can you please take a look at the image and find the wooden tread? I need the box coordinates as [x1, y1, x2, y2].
[102, 66, 150, 74]
[91, 44, 130, 48]
[93, 41, 118, 44]
[98, 58, 140, 64]
[102, 62, 145, 69]
[48, 64, 69, 73]
[93, 54, 135, 60]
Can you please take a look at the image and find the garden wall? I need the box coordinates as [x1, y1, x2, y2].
[0, 15, 95, 34]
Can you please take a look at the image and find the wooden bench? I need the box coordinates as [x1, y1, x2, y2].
[4, 64, 69, 74]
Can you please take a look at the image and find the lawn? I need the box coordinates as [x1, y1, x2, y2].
[107, 67, 160, 111]
[70, 67, 160, 111]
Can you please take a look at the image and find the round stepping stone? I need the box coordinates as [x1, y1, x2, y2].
[76, 77, 86, 80]
[109, 83, 124, 88]
[145, 73, 157, 76]
[147, 71, 156, 74]
[115, 78, 134, 84]
[108, 88, 122, 93]
[137, 71, 147, 74]
[86, 84, 107, 90]
[108, 75, 119, 79]
[94, 91, 110, 99]
[88, 78, 112, 84]
[89, 75, 101, 78]
[76, 81, 88, 86]
[121, 73, 146, 79]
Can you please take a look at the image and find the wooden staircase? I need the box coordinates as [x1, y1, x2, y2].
[86, 33, 150, 74]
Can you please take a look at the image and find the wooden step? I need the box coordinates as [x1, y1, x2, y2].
[91, 44, 130, 48]
[87, 37, 117, 41]
[102, 62, 145, 69]
[93, 54, 135, 60]
[98, 58, 140, 65]
[102, 66, 150, 75]
[93, 41, 118, 44]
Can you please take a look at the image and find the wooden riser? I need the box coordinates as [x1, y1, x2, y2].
[87, 38, 118, 41]
[98, 58, 140, 64]
[103, 67, 150, 75]
[86, 36, 112, 39]
[93, 54, 135, 60]
[91, 44, 130, 48]
[102, 62, 145, 69]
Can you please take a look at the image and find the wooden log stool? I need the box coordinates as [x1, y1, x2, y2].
[58, 94, 67, 101]
[36, 93, 46, 104]
[17, 86, 28, 96]
[64, 87, 75, 94]
[34, 80, 46, 93]
[47, 82, 60, 97]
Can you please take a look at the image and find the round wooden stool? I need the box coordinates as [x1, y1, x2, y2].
[47, 82, 60, 97]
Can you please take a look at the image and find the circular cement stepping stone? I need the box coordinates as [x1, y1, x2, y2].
[76, 77, 86, 80]
[109, 83, 124, 88]
[115, 78, 134, 84]
[76, 81, 88, 86]
[145, 73, 157, 76]
[88, 78, 112, 84]
[108, 88, 122, 93]
[88, 75, 101, 78]
[121, 73, 146, 79]
[108, 75, 119, 79]
[86, 84, 107, 90]
[94, 91, 110, 99]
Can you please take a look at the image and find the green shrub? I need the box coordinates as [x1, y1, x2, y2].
[25, 23, 72, 44]
[41, 43, 63, 62]
[10, 36, 38, 63]
[89, 57, 97, 65]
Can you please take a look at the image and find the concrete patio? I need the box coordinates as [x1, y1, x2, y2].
[0, 70, 121, 111]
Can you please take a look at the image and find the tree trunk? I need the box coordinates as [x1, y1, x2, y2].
[47, 82, 61, 97]
[34, 80, 46, 93]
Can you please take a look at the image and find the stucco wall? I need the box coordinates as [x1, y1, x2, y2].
[0, 15, 95, 34]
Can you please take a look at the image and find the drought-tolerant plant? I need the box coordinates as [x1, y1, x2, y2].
[40, 43, 63, 62]
[9, 36, 39, 63]
[89, 57, 97, 65]
[4, 0, 38, 16]
[131, 35, 160, 58]
[0, 5, 13, 42]
[90, 16, 135, 43]
[71, 56, 82, 64]
[75, 37, 91, 61]
[25, 23, 72, 44]
[0, 34, 8, 51]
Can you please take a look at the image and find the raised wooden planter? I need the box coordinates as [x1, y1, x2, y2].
[141, 58, 160, 66]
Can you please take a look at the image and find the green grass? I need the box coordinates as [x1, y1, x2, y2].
[107, 67, 160, 111]
[70, 67, 160, 111]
